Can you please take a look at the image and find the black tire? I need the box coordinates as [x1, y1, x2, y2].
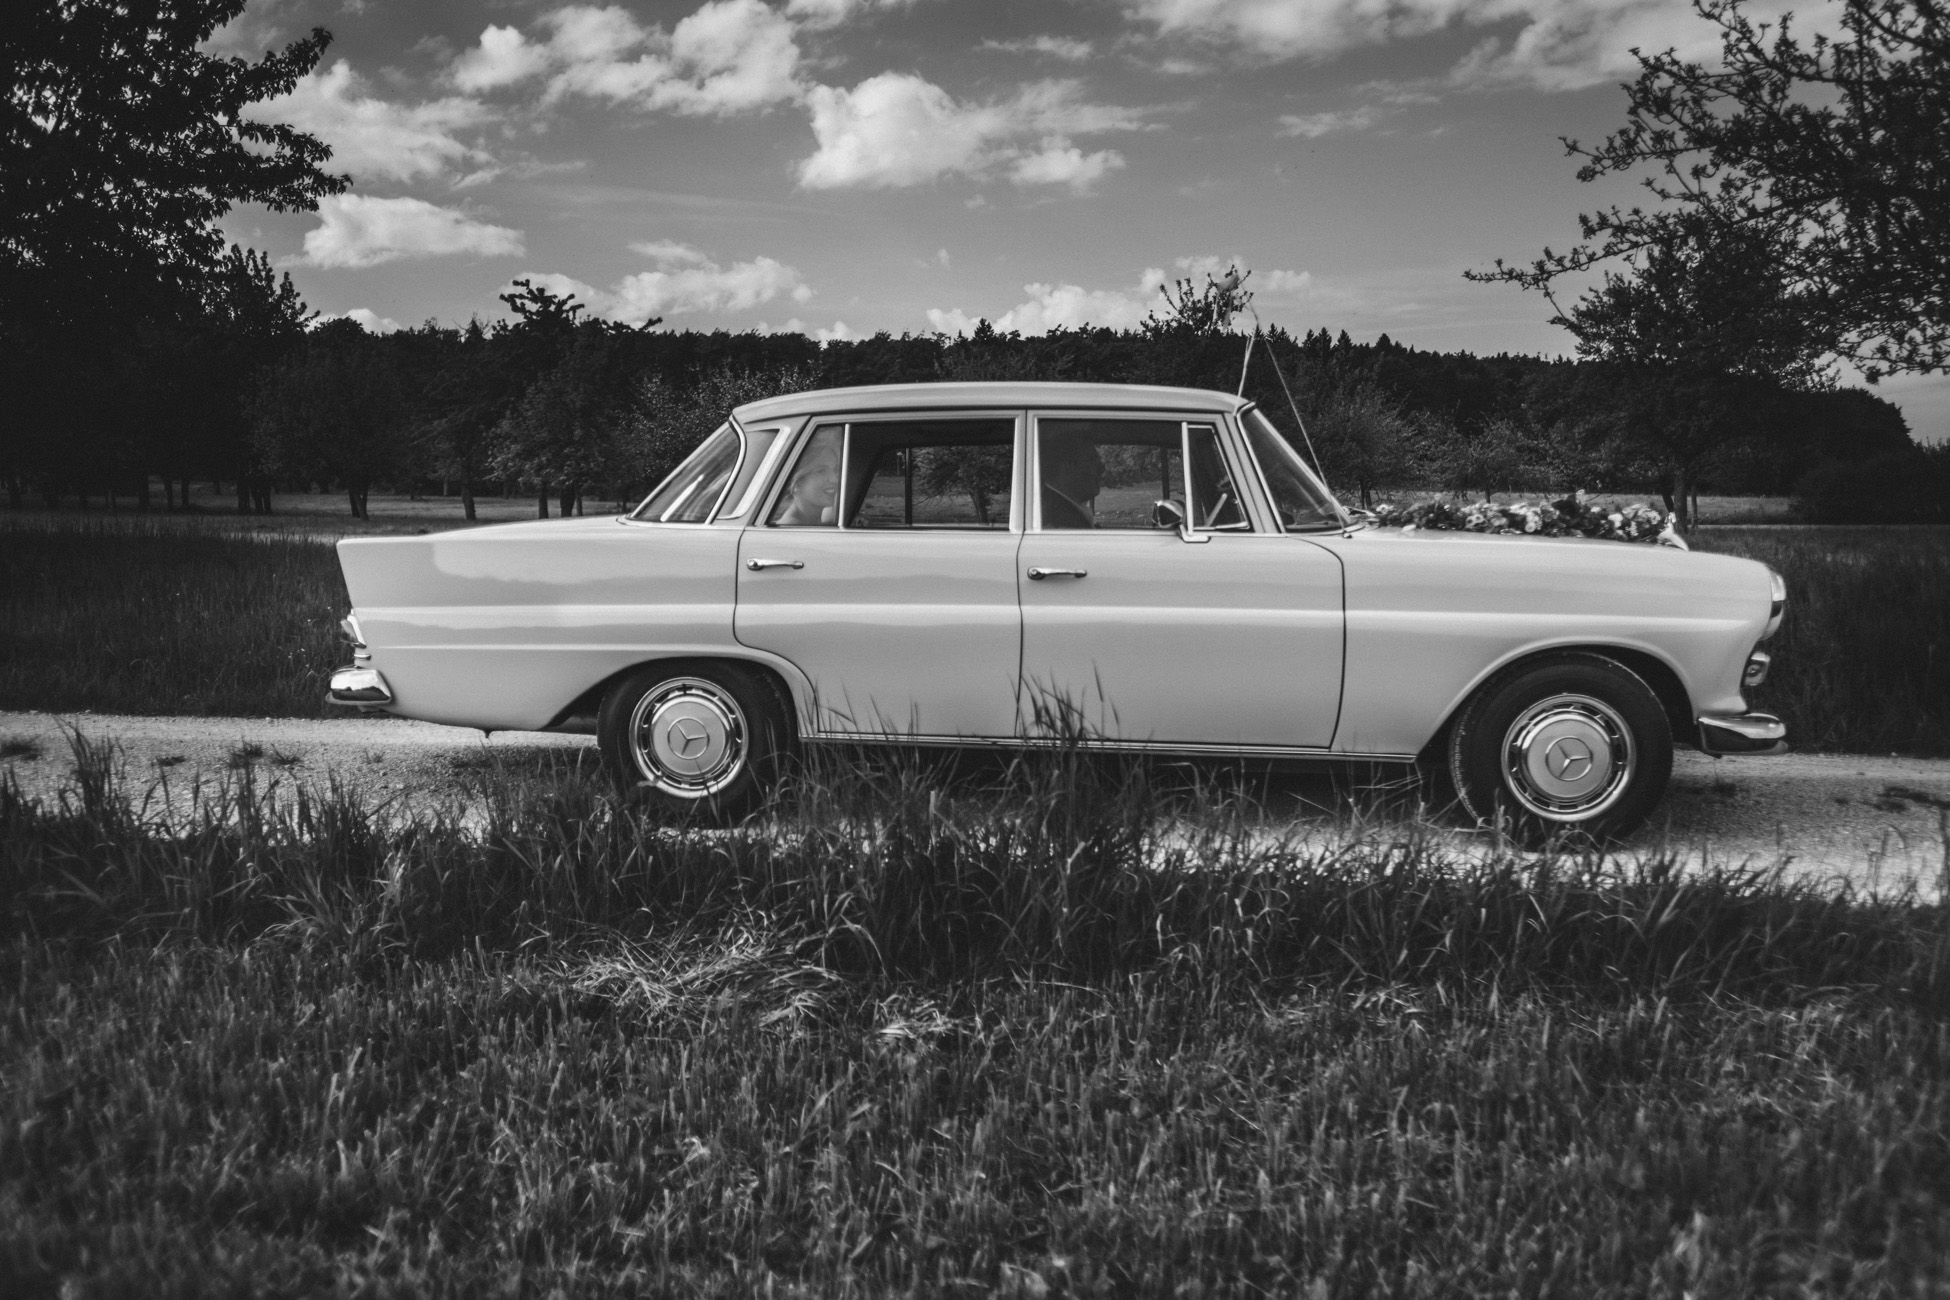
[597, 660, 789, 820]
[1447, 652, 1672, 847]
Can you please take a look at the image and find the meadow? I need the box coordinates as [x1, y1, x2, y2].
[3, 741, 1949, 1295]
[4, 510, 1946, 757]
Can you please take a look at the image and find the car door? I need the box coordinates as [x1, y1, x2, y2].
[1016, 411, 1345, 750]
[734, 412, 1026, 740]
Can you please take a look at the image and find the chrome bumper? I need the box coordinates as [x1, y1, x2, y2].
[1698, 712, 1787, 756]
[327, 665, 393, 708]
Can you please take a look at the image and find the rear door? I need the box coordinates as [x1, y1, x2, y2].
[734, 412, 1026, 740]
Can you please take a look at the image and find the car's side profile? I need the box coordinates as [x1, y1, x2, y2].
[330, 382, 1786, 839]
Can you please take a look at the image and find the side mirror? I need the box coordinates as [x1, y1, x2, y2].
[1152, 498, 1208, 543]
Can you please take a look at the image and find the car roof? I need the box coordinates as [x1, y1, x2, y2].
[733, 381, 1250, 422]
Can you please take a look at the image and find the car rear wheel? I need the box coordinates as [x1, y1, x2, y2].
[598, 661, 788, 819]
[1447, 653, 1672, 846]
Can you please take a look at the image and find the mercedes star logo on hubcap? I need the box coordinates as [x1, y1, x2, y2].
[668, 718, 710, 759]
[1545, 735, 1595, 781]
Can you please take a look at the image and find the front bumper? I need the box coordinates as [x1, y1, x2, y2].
[1698, 711, 1787, 756]
[327, 665, 393, 708]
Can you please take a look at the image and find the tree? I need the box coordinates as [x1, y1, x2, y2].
[2, 0, 344, 324]
[249, 321, 406, 518]
[1145, 264, 1253, 337]
[1472, 0, 1950, 378]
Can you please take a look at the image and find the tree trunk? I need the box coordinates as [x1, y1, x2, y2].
[559, 484, 575, 517]
[237, 477, 251, 515]
[8, 477, 22, 509]
[163, 478, 175, 510]
[137, 476, 151, 511]
[537, 486, 550, 518]
[348, 485, 369, 518]
[461, 479, 477, 521]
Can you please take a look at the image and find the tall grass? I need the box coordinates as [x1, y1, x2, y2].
[0, 518, 347, 717]
[5, 746, 1949, 1294]
[1695, 526, 1950, 756]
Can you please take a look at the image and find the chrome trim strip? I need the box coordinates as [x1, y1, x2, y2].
[803, 729, 1416, 762]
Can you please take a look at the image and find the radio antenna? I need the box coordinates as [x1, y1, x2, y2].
[1236, 302, 1324, 479]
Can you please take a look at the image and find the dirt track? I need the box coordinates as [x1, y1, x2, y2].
[3, 710, 1945, 895]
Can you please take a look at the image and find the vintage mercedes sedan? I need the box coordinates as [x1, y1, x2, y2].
[330, 382, 1787, 839]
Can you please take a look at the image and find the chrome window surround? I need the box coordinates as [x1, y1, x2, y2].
[757, 410, 1028, 533]
[1234, 404, 1349, 534]
[621, 417, 750, 527]
[1026, 410, 1267, 536]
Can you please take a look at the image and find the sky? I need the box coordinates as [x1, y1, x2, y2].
[211, 0, 1949, 442]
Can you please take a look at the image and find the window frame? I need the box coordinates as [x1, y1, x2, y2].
[1234, 405, 1349, 534]
[623, 417, 755, 528]
[1028, 409, 1272, 536]
[756, 409, 1027, 533]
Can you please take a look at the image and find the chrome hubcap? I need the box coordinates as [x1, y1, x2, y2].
[1501, 693, 1635, 821]
[627, 678, 747, 797]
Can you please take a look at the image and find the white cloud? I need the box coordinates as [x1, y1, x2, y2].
[1278, 105, 1387, 137]
[799, 74, 1141, 189]
[983, 35, 1095, 60]
[785, 0, 923, 28]
[771, 316, 860, 340]
[1261, 268, 1315, 294]
[513, 247, 813, 326]
[1010, 140, 1125, 190]
[1126, 0, 1836, 92]
[450, 0, 803, 115]
[292, 196, 525, 269]
[928, 270, 1169, 335]
[313, 307, 404, 334]
[255, 60, 491, 183]
[450, 25, 552, 92]
[627, 239, 714, 264]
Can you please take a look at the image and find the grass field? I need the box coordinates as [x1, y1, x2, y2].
[3, 744, 1948, 1295]
[6, 510, 1947, 757]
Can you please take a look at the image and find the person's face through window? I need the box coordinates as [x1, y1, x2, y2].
[777, 438, 840, 524]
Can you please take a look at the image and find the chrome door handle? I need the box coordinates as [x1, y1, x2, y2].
[1027, 567, 1087, 580]
[745, 558, 804, 571]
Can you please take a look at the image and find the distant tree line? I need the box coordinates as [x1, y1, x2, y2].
[0, 264, 1932, 523]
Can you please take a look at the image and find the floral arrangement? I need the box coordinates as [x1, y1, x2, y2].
[1369, 492, 1685, 548]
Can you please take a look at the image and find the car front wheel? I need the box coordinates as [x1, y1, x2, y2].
[597, 661, 787, 819]
[1447, 653, 1672, 846]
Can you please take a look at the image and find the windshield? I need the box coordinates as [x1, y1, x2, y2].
[631, 423, 742, 523]
[1241, 408, 1346, 531]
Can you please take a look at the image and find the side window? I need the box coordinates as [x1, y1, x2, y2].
[844, 419, 1015, 529]
[1038, 419, 1183, 530]
[1187, 424, 1251, 532]
[632, 423, 741, 523]
[716, 425, 785, 520]
[767, 425, 843, 527]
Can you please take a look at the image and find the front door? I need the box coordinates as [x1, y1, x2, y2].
[734, 414, 1025, 740]
[1016, 413, 1344, 749]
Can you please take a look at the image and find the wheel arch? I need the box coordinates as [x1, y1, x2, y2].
[545, 653, 805, 741]
[1419, 642, 1696, 761]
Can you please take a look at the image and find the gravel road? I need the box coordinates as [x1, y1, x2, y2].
[4, 711, 1945, 895]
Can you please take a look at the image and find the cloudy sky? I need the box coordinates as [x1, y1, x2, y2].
[213, 0, 1948, 440]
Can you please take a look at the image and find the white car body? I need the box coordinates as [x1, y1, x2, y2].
[332, 383, 1783, 771]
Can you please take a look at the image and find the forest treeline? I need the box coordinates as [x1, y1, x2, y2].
[2, 266, 1931, 525]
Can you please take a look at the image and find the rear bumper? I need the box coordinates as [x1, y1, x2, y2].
[1698, 711, 1787, 756]
[327, 665, 393, 708]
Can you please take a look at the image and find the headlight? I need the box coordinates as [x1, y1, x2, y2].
[1762, 568, 1786, 640]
